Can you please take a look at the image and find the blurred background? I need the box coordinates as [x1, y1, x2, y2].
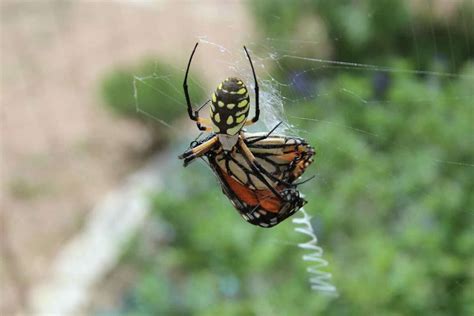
[1, 0, 473, 315]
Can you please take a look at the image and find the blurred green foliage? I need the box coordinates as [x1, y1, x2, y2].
[100, 58, 204, 145]
[105, 62, 473, 315]
[251, 0, 474, 73]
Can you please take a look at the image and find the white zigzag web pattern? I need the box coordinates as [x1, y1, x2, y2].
[292, 208, 337, 295]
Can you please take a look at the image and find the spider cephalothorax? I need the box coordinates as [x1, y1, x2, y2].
[210, 77, 250, 135]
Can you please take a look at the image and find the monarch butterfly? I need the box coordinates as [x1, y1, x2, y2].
[179, 43, 315, 227]
[180, 131, 314, 227]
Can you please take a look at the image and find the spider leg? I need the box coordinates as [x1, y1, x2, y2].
[196, 99, 210, 113]
[238, 148, 293, 186]
[245, 121, 282, 145]
[178, 135, 219, 167]
[183, 42, 203, 124]
[293, 175, 316, 186]
[190, 132, 204, 146]
[241, 127, 296, 187]
[195, 100, 213, 131]
[243, 46, 259, 125]
[196, 118, 213, 132]
[237, 137, 284, 201]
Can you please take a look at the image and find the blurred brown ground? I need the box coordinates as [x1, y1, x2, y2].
[0, 1, 253, 314]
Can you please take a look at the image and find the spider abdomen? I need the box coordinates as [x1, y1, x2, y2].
[210, 77, 250, 135]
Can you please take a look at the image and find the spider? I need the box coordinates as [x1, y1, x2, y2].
[179, 43, 315, 227]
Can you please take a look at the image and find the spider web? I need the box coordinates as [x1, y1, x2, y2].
[133, 40, 338, 295]
[132, 4, 473, 301]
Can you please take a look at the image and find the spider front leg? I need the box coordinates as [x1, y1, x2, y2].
[241, 127, 295, 187]
[246, 121, 282, 145]
[183, 42, 212, 132]
[195, 100, 213, 131]
[243, 46, 259, 125]
[179, 135, 219, 167]
[196, 118, 213, 132]
[237, 137, 285, 201]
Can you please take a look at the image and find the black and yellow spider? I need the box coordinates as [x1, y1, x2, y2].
[179, 43, 315, 227]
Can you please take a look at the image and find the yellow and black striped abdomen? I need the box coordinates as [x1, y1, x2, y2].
[210, 77, 250, 135]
